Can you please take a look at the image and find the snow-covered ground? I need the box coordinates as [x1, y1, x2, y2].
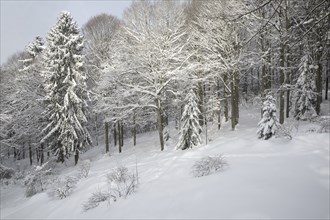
[1, 104, 329, 219]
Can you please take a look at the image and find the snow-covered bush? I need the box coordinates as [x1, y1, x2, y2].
[192, 155, 227, 177]
[78, 159, 91, 178]
[106, 166, 138, 198]
[257, 95, 280, 140]
[24, 162, 53, 197]
[48, 176, 79, 199]
[275, 124, 293, 140]
[82, 166, 138, 212]
[0, 164, 15, 180]
[316, 116, 330, 133]
[82, 190, 115, 212]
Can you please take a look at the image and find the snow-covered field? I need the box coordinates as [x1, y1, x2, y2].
[1, 105, 329, 219]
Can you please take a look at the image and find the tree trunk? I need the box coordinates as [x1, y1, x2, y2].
[286, 47, 291, 118]
[29, 144, 33, 166]
[326, 68, 329, 100]
[133, 112, 136, 146]
[118, 121, 122, 153]
[58, 141, 65, 163]
[286, 89, 290, 118]
[197, 82, 204, 127]
[315, 51, 322, 115]
[217, 80, 221, 130]
[74, 148, 79, 166]
[121, 121, 124, 147]
[235, 71, 239, 125]
[95, 114, 99, 146]
[105, 121, 109, 153]
[40, 143, 44, 165]
[114, 123, 117, 146]
[156, 99, 165, 151]
[223, 73, 229, 122]
[231, 73, 237, 130]
[22, 143, 25, 159]
[279, 0, 289, 125]
[285, 1, 291, 119]
[180, 104, 183, 130]
[205, 121, 208, 145]
[36, 148, 40, 163]
[279, 42, 285, 124]
[217, 110, 221, 130]
[175, 115, 179, 130]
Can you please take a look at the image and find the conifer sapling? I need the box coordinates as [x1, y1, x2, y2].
[176, 89, 202, 150]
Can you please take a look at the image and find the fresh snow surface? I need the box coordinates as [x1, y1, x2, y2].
[1, 105, 329, 219]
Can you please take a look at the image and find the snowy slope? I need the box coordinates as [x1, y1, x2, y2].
[1, 106, 329, 219]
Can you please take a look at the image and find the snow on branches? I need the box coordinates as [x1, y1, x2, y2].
[41, 11, 91, 163]
[257, 95, 280, 140]
[291, 51, 317, 121]
[176, 89, 202, 150]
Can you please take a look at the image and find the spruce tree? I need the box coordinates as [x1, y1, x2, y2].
[176, 89, 202, 150]
[26, 36, 45, 59]
[291, 50, 317, 120]
[257, 95, 279, 140]
[41, 11, 91, 163]
[21, 36, 45, 71]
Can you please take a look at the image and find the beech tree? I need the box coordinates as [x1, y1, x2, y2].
[0, 52, 30, 161]
[186, 0, 253, 131]
[41, 11, 91, 164]
[82, 13, 122, 151]
[0, 36, 46, 165]
[118, 0, 189, 151]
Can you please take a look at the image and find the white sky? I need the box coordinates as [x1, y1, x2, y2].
[0, 0, 132, 65]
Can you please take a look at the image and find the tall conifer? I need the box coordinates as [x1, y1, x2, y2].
[41, 11, 91, 163]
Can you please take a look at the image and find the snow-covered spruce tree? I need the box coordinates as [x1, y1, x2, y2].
[41, 11, 91, 164]
[26, 36, 45, 59]
[257, 95, 280, 140]
[176, 89, 202, 150]
[291, 51, 317, 120]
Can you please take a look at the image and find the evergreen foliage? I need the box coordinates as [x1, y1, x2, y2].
[26, 36, 45, 59]
[41, 11, 91, 163]
[291, 50, 317, 120]
[176, 89, 202, 150]
[257, 95, 279, 140]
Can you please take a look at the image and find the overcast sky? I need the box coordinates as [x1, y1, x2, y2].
[0, 0, 132, 65]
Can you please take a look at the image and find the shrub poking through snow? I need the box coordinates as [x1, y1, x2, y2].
[24, 162, 53, 197]
[275, 123, 293, 140]
[316, 116, 330, 133]
[106, 166, 138, 198]
[257, 95, 280, 140]
[82, 190, 116, 211]
[78, 159, 91, 178]
[82, 166, 138, 212]
[192, 155, 227, 177]
[0, 164, 15, 180]
[48, 176, 79, 199]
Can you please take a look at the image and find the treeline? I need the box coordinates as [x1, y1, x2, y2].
[0, 0, 329, 165]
